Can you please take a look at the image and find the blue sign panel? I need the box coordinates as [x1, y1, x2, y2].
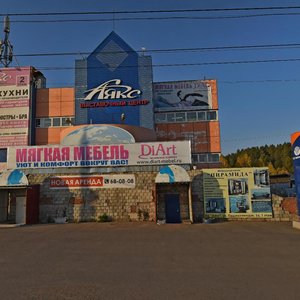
[85, 32, 142, 126]
[291, 132, 300, 216]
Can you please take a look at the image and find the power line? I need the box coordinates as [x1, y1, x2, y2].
[13, 42, 300, 58]
[220, 79, 300, 84]
[2, 6, 300, 17]
[7, 12, 300, 23]
[30, 57, 300, 71]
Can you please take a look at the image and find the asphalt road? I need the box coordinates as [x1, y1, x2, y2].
[0, 222, 300, 300]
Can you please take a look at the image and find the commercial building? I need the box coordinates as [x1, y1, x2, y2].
[0, 31, 221, 224]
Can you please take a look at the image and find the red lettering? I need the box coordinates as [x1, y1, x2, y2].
[74, 147, 85, 160]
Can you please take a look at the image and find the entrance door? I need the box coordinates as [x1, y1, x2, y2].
[16, 196, 26, 224]
[165, 194, 181, 223]
[0, 190, 8, 222]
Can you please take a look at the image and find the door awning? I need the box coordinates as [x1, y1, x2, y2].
[155, 165, 191, 183]
[0, 169, 28, 187]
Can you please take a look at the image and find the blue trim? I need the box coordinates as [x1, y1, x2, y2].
[159, 166, 175, 183]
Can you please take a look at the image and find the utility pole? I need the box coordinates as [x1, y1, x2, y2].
[0, 16, 13, 67]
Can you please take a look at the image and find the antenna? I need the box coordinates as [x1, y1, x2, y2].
[141, 47, 146, 56]
[0, 16, 13, 67]
[113, 10, 115, 31]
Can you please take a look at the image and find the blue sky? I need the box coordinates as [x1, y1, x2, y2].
[1, 0, 300, 154]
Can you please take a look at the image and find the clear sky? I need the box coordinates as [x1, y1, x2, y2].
[1, 0, 299, 154]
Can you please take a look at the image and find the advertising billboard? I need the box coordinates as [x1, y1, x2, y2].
[0, 67, 32, 147]
[291, 132, 300, 215]
[202, 168, 272, 219]
[7, 141, 191, 169]
[153, 80, 212, 111]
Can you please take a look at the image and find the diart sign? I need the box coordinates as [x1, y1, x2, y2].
[81, 79, 149, 108]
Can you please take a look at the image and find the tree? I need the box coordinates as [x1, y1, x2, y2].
[222, 143, 293, 174]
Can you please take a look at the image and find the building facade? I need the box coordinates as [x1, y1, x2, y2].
[0, 31, 221, 224]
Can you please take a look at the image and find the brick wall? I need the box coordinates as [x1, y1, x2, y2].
[29, 172, 157, 223]
[272, 195, 298, 221]
[27, 169, 204, 223]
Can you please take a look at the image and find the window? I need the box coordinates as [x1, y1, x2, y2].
[187, 112, 197, 121]
[35, 119, 41, 128]
[0, 149, 7, 162]
[207, 111, 217, 120]
[176, 112, 186, 122]
[167, 113, 175, 122]
[199, 154, 207, 162]
[154, 110, 218, 123]
[43, 118, 51, 128]
[192, 153, 220, 163]
[197, 111, 206, 121]
[53, 118, 61, 127]
[35, 117, 74, 128]
[62, 117, 74, 126]
[155, 114, 166, 123]
[208, 153, 220, 162]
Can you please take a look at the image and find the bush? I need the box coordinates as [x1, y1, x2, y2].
[98, 213, 111, 222]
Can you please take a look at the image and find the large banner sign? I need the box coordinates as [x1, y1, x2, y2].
[203, 168, 272, 219]
[7, 141, 191, 169]
[0, 67, 32, 147]
[153, 80, 212, 111]
[291, 132, 300, 215]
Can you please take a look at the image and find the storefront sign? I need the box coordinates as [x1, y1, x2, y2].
[0, 67, 31, 146]
[7, 141, 191, 169]
[84, 79, 141, 100]
[81, 79, 149, 109]
[203, 168, 272, 219]
[50, 174, 135, 189]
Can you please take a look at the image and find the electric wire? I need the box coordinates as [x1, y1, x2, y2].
[12, 42, 300, 58]
[26, 57, 300, 72]
[2, 5, 300, 17]
[6, 12, 300, 23]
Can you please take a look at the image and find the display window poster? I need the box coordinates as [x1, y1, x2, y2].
[202, 168, 272, 219]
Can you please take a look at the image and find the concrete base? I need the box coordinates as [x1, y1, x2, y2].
[54, 217, 67, 224]
[292, 220, 300, 230]
[0, 223, 25, 229]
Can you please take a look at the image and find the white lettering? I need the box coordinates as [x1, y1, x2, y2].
[84, 79, 141, 101]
